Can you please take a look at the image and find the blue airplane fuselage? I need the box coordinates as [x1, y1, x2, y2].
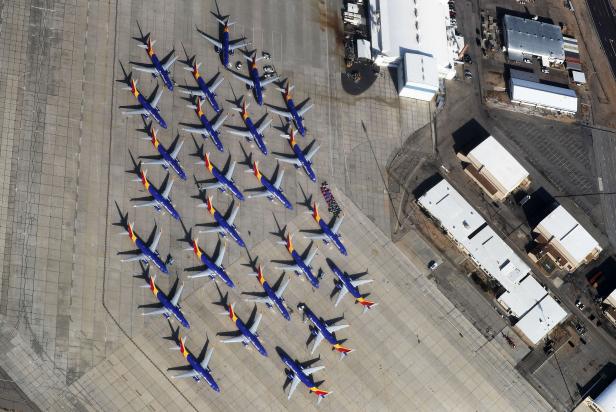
[280, 352, 314, 389]
[290, 250, 319, 288]
[156, 144, 187, 180]
[198, 252, 235, 288]
[150, 53, 174, 91]
[286, 98, 307, 136]
[243, 116, 268, 155]
[302, 307, 337, 345]
[249, 65, 264, 106]
[291, 143, 316, 182]
[185, 352, 220, 391]
[211, 167, 244, 200]
[317, 219, 347, 256]
[135, 238, 168, 274]
[212, 210, 245, 247]
[261, 281, 291, 320]
[260, 176, 292, 209]
[147, 185, 180, 220]
[235, 318, 268, 356]
[328, 260, 361, 299]
[222, 30, 230, 67]
[196, 76, 221, 113]
[137, 93, 167, 129]
[156, 290, 190, 328]
[198, 113, 224, 152]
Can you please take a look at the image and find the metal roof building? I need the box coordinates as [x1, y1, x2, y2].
[504, 15, 565, 65]
[513, 295, 568, 345]
[398, 52, 440, 101]
[509, 70, 578, 114]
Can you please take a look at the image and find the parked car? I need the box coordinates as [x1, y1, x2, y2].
[428, 260, 439, 270]
[235, 61, 243, 70]
[464, 69, 473, 79]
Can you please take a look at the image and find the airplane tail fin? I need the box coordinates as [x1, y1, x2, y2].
[228, 303, 237, 322]
[312, 202, 320, 222]
[256, 265, 265, 285]
[252, 161, 261, 180]
[285, 233, 294, 253]
[310, 387, 331, 402]
[332, 343, 354, 359]
[356, 297, 378, 312]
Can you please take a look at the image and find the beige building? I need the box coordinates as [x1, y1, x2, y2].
[457, 136, 531, 201]
[530, 205, 602, 272]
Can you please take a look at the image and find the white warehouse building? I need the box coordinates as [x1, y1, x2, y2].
[509, 69, 578, 114]
[504, 15, 565, 66]
[369, 0, 464, 100]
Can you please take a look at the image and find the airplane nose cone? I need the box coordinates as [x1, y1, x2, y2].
[160, 119, 168, 129]
[236, 237, 246, 248]
[178, 170, 188, 181]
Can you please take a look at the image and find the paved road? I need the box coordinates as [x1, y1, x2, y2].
[587, 0, 616, 80]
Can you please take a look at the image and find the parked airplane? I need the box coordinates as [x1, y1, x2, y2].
[197, 196, 245, 247]
[132, 35, 177, 90]
[185, 238, 235, 288]
[196, 152, 244, 201]
[245, 161, 292, 209]
[297, 303, 353, 359]
[121, 79, 167, 129]
[169, 333, 220, 391]
[267, 82, 313, 136]
[182, 97, 227, 152]
[231, 51, 279, 106]
[277, 347, 331, 403]
[139, 124, 187, 180]
[141, 274, 190, 328]
[274, 234, 320, 288]
[244, 265, 291, 321]
[132, 169, 180, 220]
[119, 221, 169, 274]
[198, 15, 250, 67]
[220, 303, 268, 357]
[180, 60, 224, 112]
[227, 97, 271, 155]
[275, 127, 319, 182]
[303, 202, 347, 256]
[326, 259, 376, 312]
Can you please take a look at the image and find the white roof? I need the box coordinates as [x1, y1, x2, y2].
[510, 76, 578, 113]
[596, 379, 616, 411]
[370, 0, 453, 74]
[498, 275, 547, 318]
[572, 70, 586, 83]
[537, 205, 601, 265]
[504, 15, 565, 62]
[515, 295, 568, 344]
[356, 39, 372, 60]
[401, 52, 439, 96]
[468, 136, 530, 194]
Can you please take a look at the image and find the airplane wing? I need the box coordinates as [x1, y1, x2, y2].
[260, 76, 279, 87]
[151, 87, 164, 108]
[200, 347, 214, 369]
[133, 201, 159, 208]
[304, 234, 328, 241]
[227, 206, 240, 226]
[141, 159, 166, 166]
[228, 40, 250, 51]
[297, 103, 314, 117]
[179, 88, 205, 98]
[275, 277, 290, 299]
[326, 324, 349, 334]
[222, 335, 247, 344]
[121, 253, 146, 263]
[266, 106, 292, 118]
[305, 144, 320, 161]
[170, 282, 184, 307]
[122, 108, 149, 116]
[334, 288, 348, 307]
[170, 140, 184, 159]
[226, 128, 252, 138]
[244, 296, 271, 305]
[187, 268, 214, 279]
[249, 313, 262, 335]
[182, 126, 210, 136]
[231, 72, 254, 87]
[212, 114, 228, 131]
[275, 156, 300, 166]
[305, 247, 318, 266]
[351, 279, 373, 287]
[172, 370, 200, 380]
[214, 242, 226, 266]
[143, 307, 169, 316]
[248, 190, 271, 199]
[288, 375, 301, 400]
[162, 178, 174, 199]
[198, 227, 225, 234]
[257, 118, 272, 134]
[310, 333, 325, 354]
[210, 76, 225, 92]
[162, 55, 178, 71]
[331, 215, 344, 234]
[273, 169, 285, 190]
[273, 263, 300, 271]
[202, 181, 222, 191]
[199, 32, 223, 49]
[302, 365, 325, 376]
[150, 230, 162, 252]
[225, 161, 237, 180]
[132, 65, 158, 75]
